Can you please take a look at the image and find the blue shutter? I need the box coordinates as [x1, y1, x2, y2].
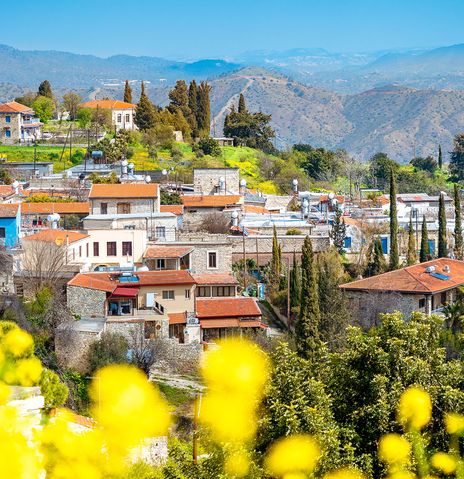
[344, 236, 352, 248]
[381, 237, 388, 254]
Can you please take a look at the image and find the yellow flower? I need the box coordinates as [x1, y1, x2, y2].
[445, 413, 464, 435]
[14, 357, 42, 386]
[0, 382, 11, 404]
[324, 468, 365, 479]
[3, 328, 33, 357]
[224, 450, 250, 477]
[265, 435, 320, 477]
[398, 387, 431, 430]
[431, 453, 456, 474]
[283, 474, 307, 479]
[378, 434, 411, 464]
[387, 472, 416, 479]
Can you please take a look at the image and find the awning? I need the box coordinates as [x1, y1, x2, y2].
[110, 287, 139, 298]
[200, 319, 240, 329]
[240, 320, 268, 329]
[168, 312, 187, 325]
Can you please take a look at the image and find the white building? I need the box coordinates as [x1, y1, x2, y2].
[80, 99, 137, 130]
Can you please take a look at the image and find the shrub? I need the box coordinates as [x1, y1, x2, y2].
[286, 228, 303, 235]
[86, 332, 129, 375]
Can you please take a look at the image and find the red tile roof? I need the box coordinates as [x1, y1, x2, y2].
[200, 318, 266, 329]
[23, 229, 89, 244]
[80, 100, 136, 110]
[21, 202, 90, 215]
[89, 183, 158, 198]
[0, 203, 19, 217]
[168, 312, 187, 325]
[160, 205, 184, 215]
[195, 297, 261, 319]
[143, 245, 193, 259]
[0, 185, 15, 198]
[0, 101, 33, 113]
[192, 273, 238, 285]
[243, 205, 271, 214]
[340, 258, 464, 294]
[319, 194, 345, 204]
[181, 195, 242, 208]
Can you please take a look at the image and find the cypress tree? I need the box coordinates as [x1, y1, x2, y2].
[123, 80, 132, 103]
[365, 237, 387, 277]
[38, 80, 53, 99]
[270, 225, 281, 279]
[330, 208, 346, 253]
[454, 184, 463, 260]
[406, 216, 417, 265]
[389, 168, 399, 270]
[295, 236, 321, 359]
[438, 144, 443, 169]
[438, 192, 448, 258]
[196, 81, 211, 137]
[289, 252, 301, 315]
[134, 81, 156, 131]
[238, 93, 247, 114]
[188, 80, 198, 134]
[420, 216, 430, 262]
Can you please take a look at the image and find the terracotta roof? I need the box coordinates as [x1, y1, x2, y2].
[68, 270, 196, 292]
[195, 297, 261, 319]
[319, 194, 345, 204]
[0, 203, 19, 217]
[0, 185, 15, 198]
[168, 312, 187, 325]
[0, 101, 33, 113]
[340, 258, 464, 294]
[343, 217, 362, 227]
[23, 229, 89, 244]
[160, 204, 184, 215]
[80, 99, 136, 110]
[243, 205, 271, 214]
[143, 245, 193, 259]
[22, 202, 90, 215]
[192, 273, 239, 286]
[200, 318, 266, 329]
[89, 183, 158, 198]
[181, 195, 242, 208]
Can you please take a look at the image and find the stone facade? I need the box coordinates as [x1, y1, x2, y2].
[90, 198, 159, 215]
[193, 168, 240, 195]
[67, 286, 107, 317]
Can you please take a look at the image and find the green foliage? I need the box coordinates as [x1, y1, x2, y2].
[86, 332, 129, 375]
[438, 193, 447, 258]
[88, 171, 119, 184]
[76, 107, 93, 129]
[450, 133, 464, 181]
[285, 228, 302, 235]
[420, 215, 431, 262]
[406, 216, 417, 265]
[389, 169, 399, 270]
[62, 92, 82, 120]
[92, 130, 130, 163]
[296, 145, 345, 182]
[143, 124, 174, 151]
[25, 194, 75, 203]
[270, 225, 282, 282]
[454, 184, 463, 260]
[196, 81, 211, 137]
[0, 168, 12, 185]
[33, 95, 55, 123]
[196, 137, 221, 157]
[14, 91, 36, 107]
[39, 368, 69, 411]
[365, 237, 387, 277]
[160, 191, 182, 205]
[369, 152, 399, 190]
[289, 253, 301, 316]
[37, 80, 53, 99]
[124, 80, 133, 104]
[135, 81, 157, 131]
[438, 144, 443, 169]
[329, 208, 346, 253]
[188, 80, 198, 136]
[410, 156, 437, 173]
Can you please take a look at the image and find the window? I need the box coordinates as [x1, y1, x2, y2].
[156, 258, 166, 270]
[162, 290, 174, 300]
[107, 242, 117, 256]
[79, 245, 82, 257]
[93, 242, 99, 256]
[117, 203, 131, 214]
[5, 116, 10, 123]
[419, 298, 426, 309]
[122, 241, 132, 256]
[125, 114, 130, 122]
[344, 237, 352, 248]
[86, 243, 89, 257]
[155, 226, 166, 239]
[185, 289, 190, 299]
[0, 227, 5, 238]
[5, 129, 11, 138]
[207, 251, 217, 269]
[117, 114, 122, 123]
[441, 292, 447, 305]
[101, 203, 108, 214]
[196, 286, 211, 297]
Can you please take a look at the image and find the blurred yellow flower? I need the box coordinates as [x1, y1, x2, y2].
[387, 471, 416, 479]
[224, 450, 250, 477]
[0, 382, 11, 404]
[14, 357, 42, 386]
[282, 474, 307, 479]
[3, 328, 33, 357]
[378, 434, 411, 464]
[445, 413, 464, 435]
[431, 452, 456, 474]
[265, 434, 320, 477]
[398, 387, 431, 430]
[324, 468, 365, 479]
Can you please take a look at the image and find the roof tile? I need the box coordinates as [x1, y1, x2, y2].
[89, 183, 159, 199]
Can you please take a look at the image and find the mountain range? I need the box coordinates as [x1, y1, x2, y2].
[2, 43, 464, 161]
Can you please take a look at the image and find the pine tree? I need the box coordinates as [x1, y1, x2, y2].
[38, 80, 53, 99]
[238, 93, 247, 113]
[389, 168, 399, 270]
[196, 81, 211, 137]
[295, 236, 321, 358]
[330, 208, 346, 253]
[289, 252, 301, 316]
[123, 80, 132, 103]
[134, 81, 156, 131]
[365, 237, 387, 277]
[438, 192, 448, 258]
[420, 216, 430, 262]
[438, 144, 443, 169]
[188, 80, 198, 134]
[454, 184, 463, 260]
[406, 216, 417, 265]
[270, 225, 281, 280]
[450, 134, 464, 181]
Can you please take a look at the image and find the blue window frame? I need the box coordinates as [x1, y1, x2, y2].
[381, 237, 388, 254]
[344, 236, 352, 248]
[5, 116, 10, 123]
[5, 129, 11, 138]
[428, 239, 436, 254]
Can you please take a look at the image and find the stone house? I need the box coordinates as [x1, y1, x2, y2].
[193, 168, 240, 195]
[181, 194, 243, 213]
[88, 183, 160, 215]
[340, 258, 464, 328]
[79, 99, 137, 130]
[0, 101, 42, 144]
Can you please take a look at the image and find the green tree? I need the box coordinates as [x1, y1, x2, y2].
[420, 215, 431, 262]
[438, 192, 447, 258]
[365, 237, 386, 277]
[238, 93, 247, 113]
[86, 332, 129, 374]
[329, 208, 346, 253]
[294, 236, 321, 359]
[289, 252, 301, 316]
[142, 124, 174, 152]
[454, 184, 463, 260]
[123, 80, 133, 103]
[39, 368, 69, 411]
[369, 152, 399, 190]
[32, 95, 55, 123]
[188, 80, 198, 134]
[134, 81, 156, 131]
[410, 156, 437, 173]
[196, 81, 211, 137]
[62, 92, 82, 120]
[438, 144, 443, 169]
[389, 169, 399, 270]
[406, 216, 417, 265]
[270, 225, 281, 281]
[296, 146, 345, 182]
[196, 137, 221, 156]
[14, 91, 36, 107]
[76, 107, 93, 129]
[168, 80, 191, 119]
[450, 133, 464, 181]
[37, 80, 53, 99]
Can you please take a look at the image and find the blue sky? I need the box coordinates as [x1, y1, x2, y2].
[3, 0, 464, 59]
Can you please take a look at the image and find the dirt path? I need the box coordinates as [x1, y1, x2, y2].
[150, 369, 204, 392]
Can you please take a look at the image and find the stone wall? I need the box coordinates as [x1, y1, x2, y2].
[193, 168, 240, 195]
[0, 113, 21, 144]
[90, 198, 157, 215]
[55, 327, 101, 372]
[154, 338, 203, 374]
[229, 235, 330, 254]
[67, 286, 107, 317]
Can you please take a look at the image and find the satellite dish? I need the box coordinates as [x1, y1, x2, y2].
[328, 192, 335, 200]
[162, 169, 168, 176]
[240, 179, 247, 187]
[11, 181, 19, 188]
[121, 159, 128, 167]
[47, 213, 61, 223]
[231, 210, 239, 219]
[292, 178, 299, 186]
[145, 175, 152, 183]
